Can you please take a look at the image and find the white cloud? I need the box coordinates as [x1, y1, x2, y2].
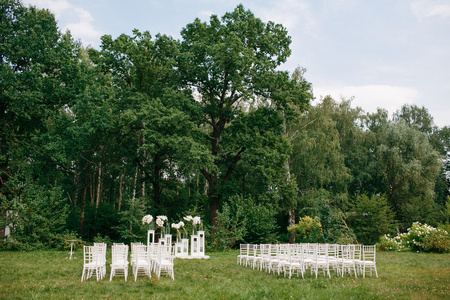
[197, 10, 215, 21]
[253, 0, 316, 35]
[26, 0, 103, 46]
[313, 84, 421, 116]
[411, 0, 450, 19]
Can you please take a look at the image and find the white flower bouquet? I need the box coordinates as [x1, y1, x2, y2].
[142, 214, 154, 230]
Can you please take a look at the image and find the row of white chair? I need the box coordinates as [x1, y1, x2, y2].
[81, 242, 174, 282]
[237, 243, 378, 279]
[81, 242, 107, 281]
[130, 242, 175, 281]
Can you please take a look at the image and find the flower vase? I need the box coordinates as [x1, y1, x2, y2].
[165, 223, 171, 238]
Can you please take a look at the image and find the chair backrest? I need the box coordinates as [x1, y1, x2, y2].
[277, 244, 289, 259]
[147, 243, 159, 259]
[112, 244, 128, 263]
[133, 244, 147, 263]
[253, 244, 261, 257]
[316, 244, 329, 261]
[83, 245, 95, 264]
[362, 245, 376, 262]
[305, 243, 318, 259]
[95, 243, 107, 263]
[269, 244, 278, 258]
[157, 244, 173, 261]
[260, 244, 270, 257]
[352, 244, 361, 260]
[328, 244, 338, 259]
[240, 244, 249, 256]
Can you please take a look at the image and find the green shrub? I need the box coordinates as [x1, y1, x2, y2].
[209, 201, 246, 251]
[401, 222, 450, 253]
[297, 189, 354, 244]
[419, 230, 450, 253]
[346, 194, 395, 245]
[288, 216, 323, 243]
[377, 222, 450, 253]
[1, 182, 70, 250]
[93, 233, 112, 246]
[208, 195, 279, 250]
[377, 234, 405, 251]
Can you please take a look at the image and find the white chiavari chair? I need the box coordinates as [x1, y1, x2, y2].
[357, 245, 378, 278]
[110, 244, 129, 281]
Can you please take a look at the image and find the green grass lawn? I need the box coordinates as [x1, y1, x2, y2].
[0, 249, 449, 299]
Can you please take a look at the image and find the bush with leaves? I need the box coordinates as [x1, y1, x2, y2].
[208, 195, 279, 250]
[1, 180, 70, 250]
[288, 216, 323, 243]
[376, 234, 405, 251]
[209, 201, 246, 251]
[115, 197, 148, 244]
[346, 194, 395, 245]
[400, 222, 450, 253]
[298, 189, 356, 243]
[377, 222, 450, 253]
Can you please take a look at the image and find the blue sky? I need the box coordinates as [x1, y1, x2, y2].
[26, 0, 450, 127]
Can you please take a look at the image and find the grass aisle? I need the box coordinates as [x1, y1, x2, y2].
[0, 250, 449, 299]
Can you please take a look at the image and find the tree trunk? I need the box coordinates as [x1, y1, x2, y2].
[96, 162, 102, 209]
[132, 165, 138, 201]
[153, 157, 162, 207]
[288, 209, 296, 243]
[90, 173, 94, 204]
[73, 170, 79, 207]
[284, 114, 296, 244]
[141, 172, 145, 201]
[207, 174, 220, 225]
[118, 172, 123, 211]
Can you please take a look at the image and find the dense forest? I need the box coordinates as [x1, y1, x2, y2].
[1, 0, 449, 250]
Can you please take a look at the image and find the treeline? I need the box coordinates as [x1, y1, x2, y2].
[1, 0, 449, 250]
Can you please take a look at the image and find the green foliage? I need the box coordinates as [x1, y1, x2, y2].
[115, 197, 147, 244]
[347, 194, 396, 245]
[209, 195, 279, 250]
[179, 4, 310, 221]
[291, 97, 352, 194]
[376, 121, 442, 226]
[297, 189, 355, 244]
[418, 230, 450, 253]
[209, 200, 247, 251]
[287, 216, 323, 243]
[93, 233, 112, 246]
[377, 222, 450, 253]
[376, 234, 405, 251]
[81, 203, 120, 242]
[1, 2, 448, 249]
[400, 222, 450, 253]
[1, 179, 70, 250]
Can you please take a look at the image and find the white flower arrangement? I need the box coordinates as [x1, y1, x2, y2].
[171, 221, 186, 240]
[193, 216, 201, 226]
[157, 215, 168, 221]
[156, 218, 164, 227]
[142, 215, 153, 225]
[183, 215, 193, 222]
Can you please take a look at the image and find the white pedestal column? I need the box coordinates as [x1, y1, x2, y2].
[147, 230, 155, 248]
[189, 231, 209, 259]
